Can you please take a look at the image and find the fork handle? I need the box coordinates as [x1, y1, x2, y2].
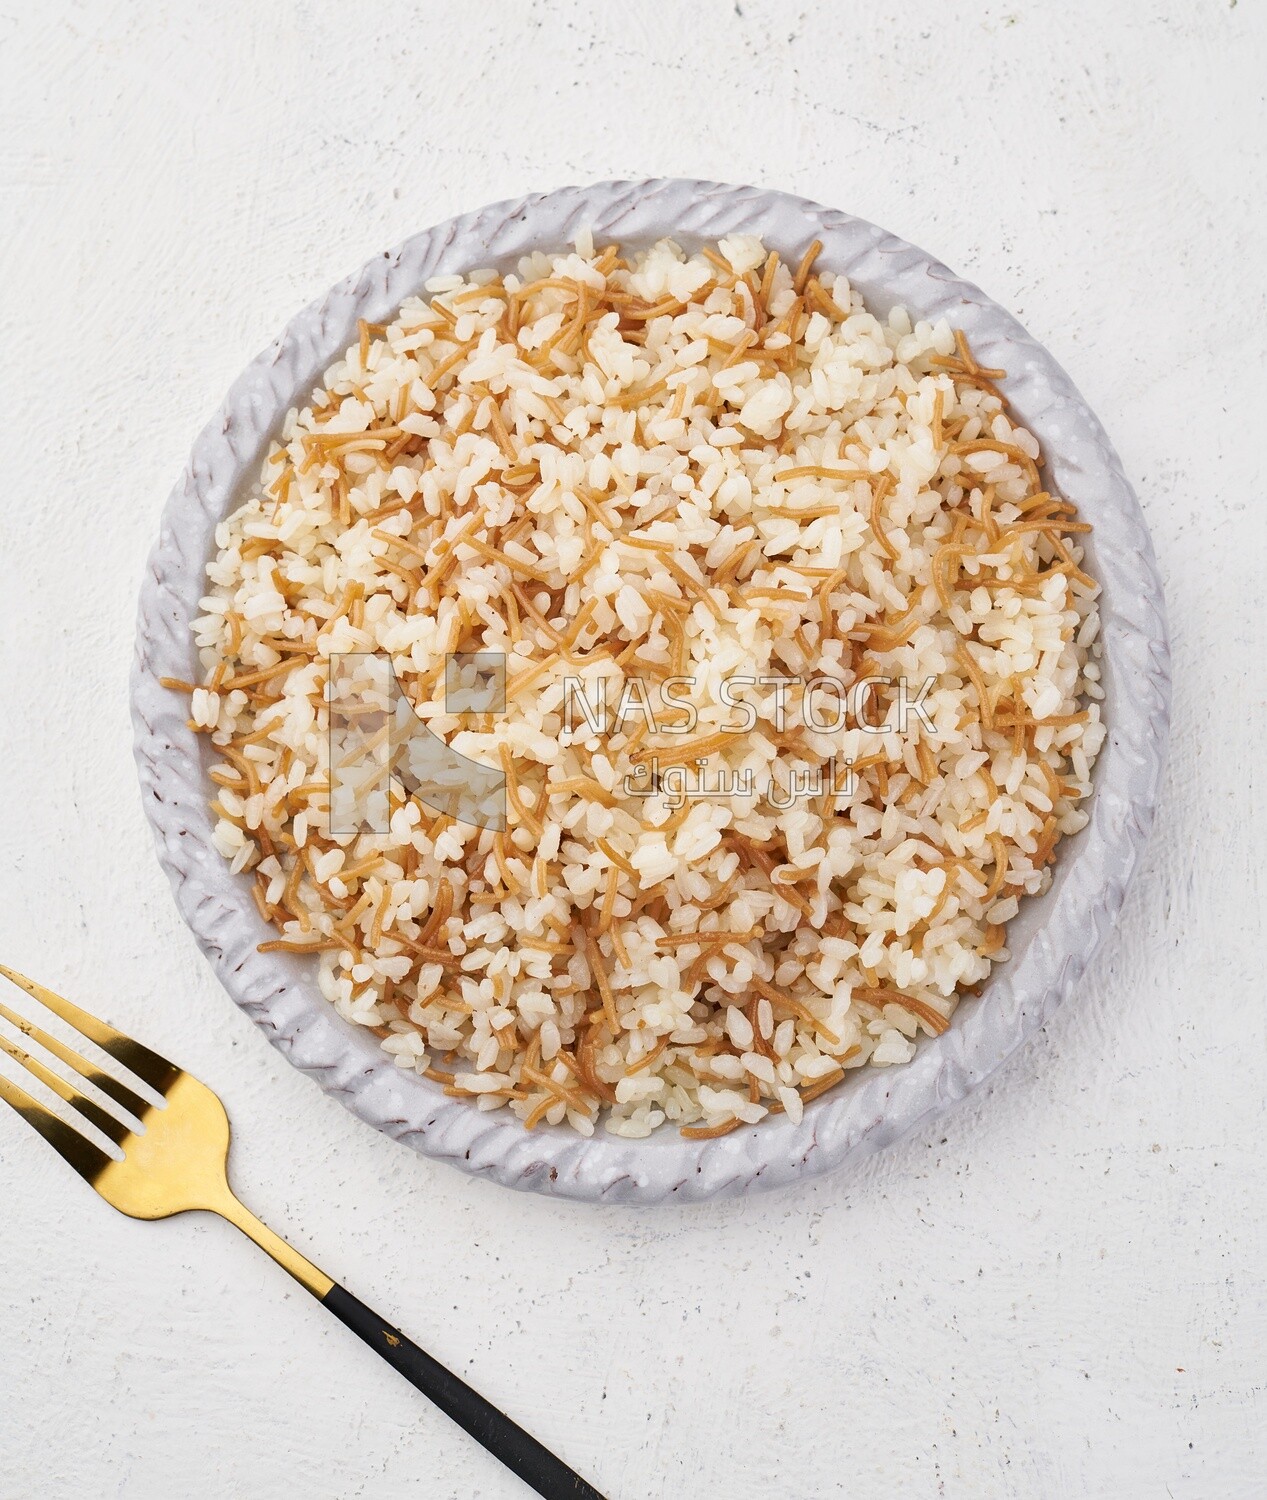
[219, 1198, 605, 1497]
[321, 1283, 607, 1499]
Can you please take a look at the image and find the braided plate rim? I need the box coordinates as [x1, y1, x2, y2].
[131, 179, 1171, 1204]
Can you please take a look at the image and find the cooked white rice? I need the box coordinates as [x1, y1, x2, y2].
[180, 232, 1104, 1139]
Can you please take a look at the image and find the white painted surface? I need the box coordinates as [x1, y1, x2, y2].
[0, 1, 1262, 1496]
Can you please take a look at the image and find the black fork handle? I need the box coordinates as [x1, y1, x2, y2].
[322, 1283, 607, 1499]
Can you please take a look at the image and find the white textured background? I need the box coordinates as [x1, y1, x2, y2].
[1, 2, 1263, 1497]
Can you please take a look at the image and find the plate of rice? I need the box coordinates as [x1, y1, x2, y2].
[132, 179, 1169, 1201]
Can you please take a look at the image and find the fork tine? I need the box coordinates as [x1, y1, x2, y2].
[0, 1029, 134, 1146]
[0, 1070, 113, 1184]
[0, 994, 151, 1122]
[0, 964, 178, 1098]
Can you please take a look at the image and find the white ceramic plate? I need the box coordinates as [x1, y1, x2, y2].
[131, 179, 1170, 1203]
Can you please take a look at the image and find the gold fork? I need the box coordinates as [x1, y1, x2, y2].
[0, 964, 605, 1500]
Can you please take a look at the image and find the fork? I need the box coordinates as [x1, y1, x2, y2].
[0, 964, 606, 1500]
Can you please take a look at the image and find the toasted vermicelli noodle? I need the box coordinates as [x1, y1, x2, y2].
[180, 233, 1104, 1138]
